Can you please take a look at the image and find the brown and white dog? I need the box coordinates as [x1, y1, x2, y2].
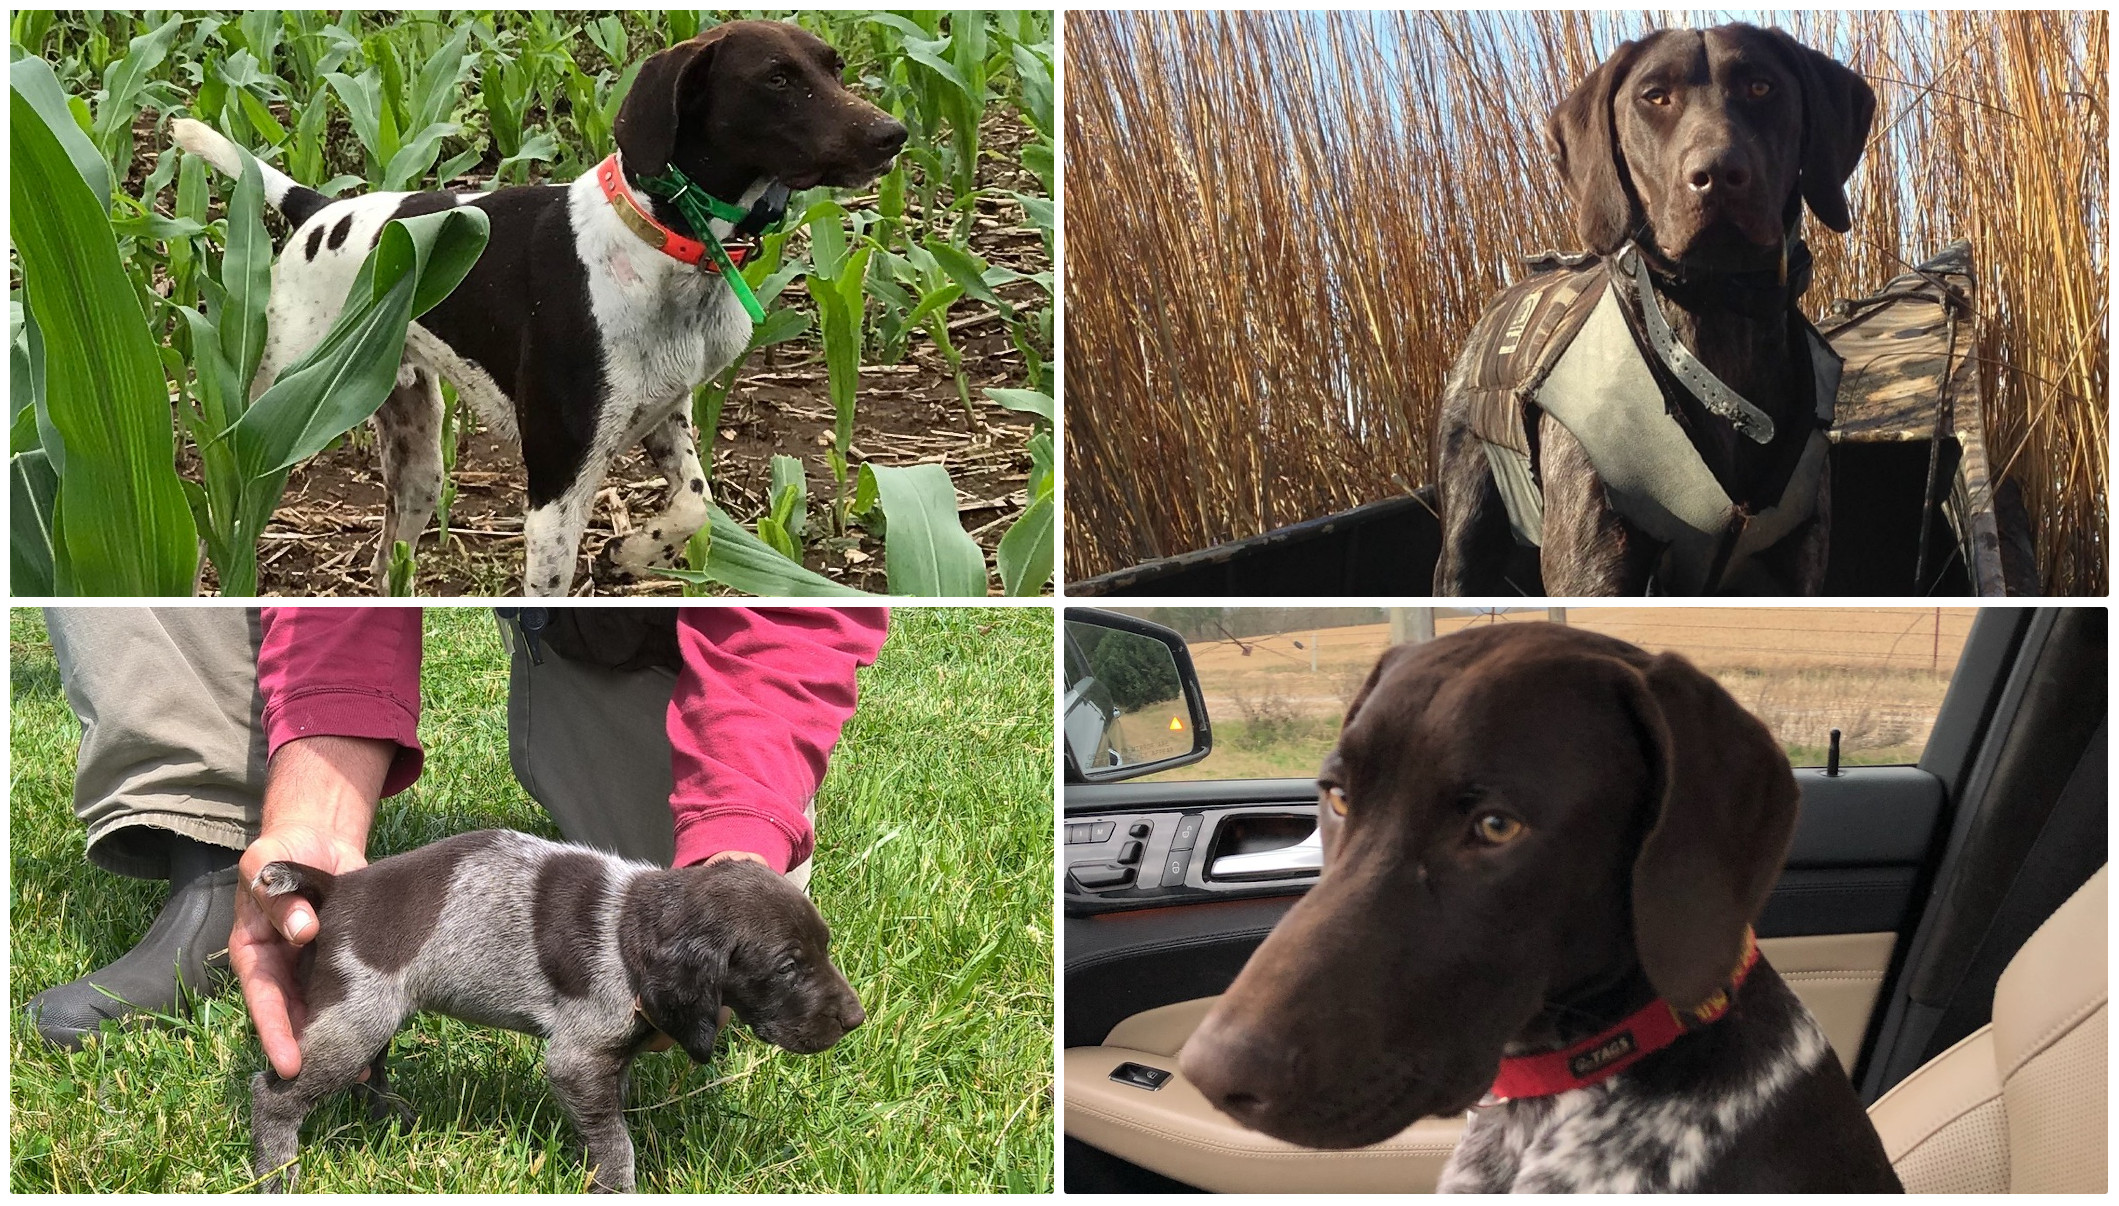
[247, 829, 864, 1192]
[174, 20, 906, 595]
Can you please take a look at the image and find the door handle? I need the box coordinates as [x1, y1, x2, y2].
[1209, 828, 1321, 878]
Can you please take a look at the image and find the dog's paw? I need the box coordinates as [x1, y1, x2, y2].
[599, 527, 688, 579]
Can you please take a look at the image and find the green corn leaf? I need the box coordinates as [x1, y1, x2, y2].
[655, 505, 874, 597]
[217, 136, 273, 399]
[926, 239, 1009, 311]
[984, 387, 1053, 427]
[769, 453, 809, 542]
[108, 213, 212, 242]
[855, 461, 987, 596]
[12, 85, 198, 595]
[324, 68, 385, 172]
[93, 14, 185, 171]
[11, 448, 59, 595]
[231, 204, 490, 477]
[996, 428, 1054, 596]
[1009, 40, 1054, 136]
[382, 120, 461, 190]
[757, 515, 797, 561]
[235, 87, 288, 145]
[995, 492, 1053, 597]
[386, 539, 416, 596]
[11, 57, 111, 209]
[436, 143, 484, 186]
[407, 25, 471, 133]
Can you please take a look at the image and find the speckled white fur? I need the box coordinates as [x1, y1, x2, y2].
[1437, 998, 1835, 1192]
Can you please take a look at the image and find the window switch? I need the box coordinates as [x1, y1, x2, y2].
[1173, 814, 1203, 850]
[1109, 1062, 1172, 1091]
[1163, 849, 1191, 884]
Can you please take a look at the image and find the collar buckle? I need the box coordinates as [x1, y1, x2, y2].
[599, 155, 780, 324]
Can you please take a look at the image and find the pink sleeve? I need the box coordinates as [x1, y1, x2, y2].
[258, 607, 425, 797]
[668, 607, 890, 872]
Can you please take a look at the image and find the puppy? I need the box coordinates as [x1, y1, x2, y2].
[173, 20, 906, 594]
[247, 829, 863, 1192]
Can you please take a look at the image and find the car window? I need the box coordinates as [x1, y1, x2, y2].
[1108, 607, 1975, 781]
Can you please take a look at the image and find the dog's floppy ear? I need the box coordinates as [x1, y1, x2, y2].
[614, 26, 733, 176]
[1546, 36, 1652, 255]
[1757, 26, 1875, 232]
[1623, 651, 1798, 1012]
[620, 876, 729, 1062]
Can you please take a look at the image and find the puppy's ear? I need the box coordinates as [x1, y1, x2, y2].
[1546, 36, 1651, 255]
[1758, 26, 1875, 232]
[638, 941, 726, 1063]
[614, 27, 731, 176]
[1622, 652, 1798, 1012]
[620, 876, 730, 1063]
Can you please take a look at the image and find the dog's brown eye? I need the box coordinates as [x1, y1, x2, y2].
[1324, 786, 1349, 816]
[1747, 79, 1773, 99]
[768, 68, 792, 89]
[1473, 813, 1524, 845]
[1642, 87, 1671, 107]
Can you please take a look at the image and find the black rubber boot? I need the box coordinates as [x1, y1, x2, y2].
[24, 832, 241, 1049]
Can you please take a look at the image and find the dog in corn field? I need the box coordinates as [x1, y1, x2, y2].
[173, 20, 905, 595]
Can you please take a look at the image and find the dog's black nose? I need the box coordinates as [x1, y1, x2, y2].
[840, 1000, 867, 1031]
[871, 118, 908, 158]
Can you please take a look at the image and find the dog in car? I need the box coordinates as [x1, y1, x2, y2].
[1181, 623, 1902, 1190]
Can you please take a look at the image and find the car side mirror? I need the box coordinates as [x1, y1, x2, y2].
[1062, 608, 1212, 783]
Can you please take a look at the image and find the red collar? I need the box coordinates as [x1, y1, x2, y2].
[595, 154, 746, 273]
[1487, 928, 1761, 1101]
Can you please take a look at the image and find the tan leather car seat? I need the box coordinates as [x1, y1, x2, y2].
[1867, 865, 2106, 1192]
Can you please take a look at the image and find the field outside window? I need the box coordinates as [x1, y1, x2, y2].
[1108, 608, 1974, 782]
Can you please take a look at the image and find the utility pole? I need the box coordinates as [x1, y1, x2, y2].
[1389, 608, 1435, 645]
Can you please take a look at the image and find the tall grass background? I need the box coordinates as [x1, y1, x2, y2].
[1063, 11, 2107, 593]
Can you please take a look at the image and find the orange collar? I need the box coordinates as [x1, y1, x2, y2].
[595, 154, 746, 273]
[1487, 928, 1762, 1101]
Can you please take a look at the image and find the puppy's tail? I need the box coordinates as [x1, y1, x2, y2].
[253, 860, 338, 910]
[170, 117, 329, 228]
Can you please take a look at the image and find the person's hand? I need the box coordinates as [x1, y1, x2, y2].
[233, 827, 366, 1079]
[232, 735, 390, 1079]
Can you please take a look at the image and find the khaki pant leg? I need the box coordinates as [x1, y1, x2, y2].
[46, 607, 266, 878]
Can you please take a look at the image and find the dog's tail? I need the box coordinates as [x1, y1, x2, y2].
[170, 117, 330, 228]
[253, 860, 338, 910]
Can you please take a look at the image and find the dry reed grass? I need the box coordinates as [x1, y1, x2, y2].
[1064, 11, 2106, 592]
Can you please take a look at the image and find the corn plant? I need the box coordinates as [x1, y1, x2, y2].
[11, 59, 490, 597]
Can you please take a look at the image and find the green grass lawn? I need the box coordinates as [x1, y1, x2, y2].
[10, 606, 1054, 1193]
